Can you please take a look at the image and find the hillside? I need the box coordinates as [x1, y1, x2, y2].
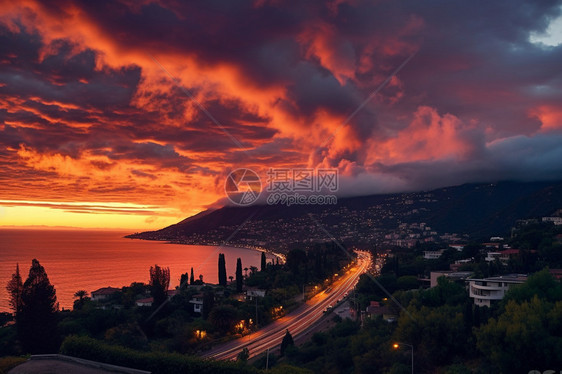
[128, 180, 562, 251]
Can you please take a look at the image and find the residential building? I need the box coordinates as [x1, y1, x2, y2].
[467, 274, 527, 307]
[430, 271, 473, 288]
[549, 269, 562, 280]
[135, 297, 153, 307]
[189, 294, 204, 314]
[542, 216, 562, 225]
[91, 287, 121, 302]
[245, 288, 266, 300]
[424, 249, 445, 260]
[364, 301, 396, 322]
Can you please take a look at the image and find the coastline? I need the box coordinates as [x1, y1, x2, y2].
[125, 236, 286, 264]
[0, 230, 273, 312]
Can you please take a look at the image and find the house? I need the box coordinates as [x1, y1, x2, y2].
[450, 244, 466, 251]
[423, 249, 445, 260]
[542, 217, 562, 225]
[430, 271, 473, 288]
[135, 297, 153, 307]
[485, 249, 529, 265]
[466, 274, 527, 307]
[549, 269, 562, 280]
[449, 258, 473, 271]
[189, 294, 204, 314]
[364, 301, 396, 322]
[484, 252, 501, 262]
[91, 287, 121, 302]
[245, 288, 266, 300]
[135, 290, 177, 308]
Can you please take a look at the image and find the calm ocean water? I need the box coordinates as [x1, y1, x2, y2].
[0, 229, 269, 312]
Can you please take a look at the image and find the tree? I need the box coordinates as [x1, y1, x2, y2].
[202, 290, 214, 319]
[190, 267, 195, 285]
[18, 259, 59, 353]
[6, 263, 23, 317]
[149, 264, 170, 306]
[73, 290, 88, 310]
[180, 272, 188, 288]
[209, 305, 238, 334]
[475, 296, 562, 373]
[236, 258, 243, 292]
[286, 249, 307, 275]
[218, 253, 227, 287]
[280, 329, 294, 356]
[261, 252, 267, 272]
[249, 266, 258, 276]
[237, 347, 249, 362]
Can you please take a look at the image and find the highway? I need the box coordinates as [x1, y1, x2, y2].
[202, 250, 372, 361]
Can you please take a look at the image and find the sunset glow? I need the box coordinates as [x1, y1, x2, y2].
[1, 1, 562, 229]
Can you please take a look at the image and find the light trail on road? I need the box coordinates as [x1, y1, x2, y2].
[202, 250, 372, 360]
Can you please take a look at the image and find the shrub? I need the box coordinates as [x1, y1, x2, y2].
[60, 335, 257, 374]
[0, 356, 27, 374]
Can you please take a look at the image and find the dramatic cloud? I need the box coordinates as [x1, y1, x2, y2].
[1, 0, 561, 228]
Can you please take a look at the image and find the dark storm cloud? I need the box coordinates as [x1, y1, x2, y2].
[1, 0, 562, 209]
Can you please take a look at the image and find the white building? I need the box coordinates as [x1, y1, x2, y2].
[542, 217, 562, 225]
[135, 297, 153, 307]
[485, 249, 521, 265]
[424, 249, 445, 260]
[467, 275, 527, 307]
[189, 294, 204, 314]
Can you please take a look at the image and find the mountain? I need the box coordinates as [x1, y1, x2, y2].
[128, 180, 562, 252]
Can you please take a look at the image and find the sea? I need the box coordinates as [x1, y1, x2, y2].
[0, 228, 270, 312]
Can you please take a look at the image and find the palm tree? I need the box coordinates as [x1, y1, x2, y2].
[249, 266, 258, 276]
[229, 276, 234, 284]
[73, 290, 88, 310]
[74, 290, 88, 301]
[244, 267, 248, 278]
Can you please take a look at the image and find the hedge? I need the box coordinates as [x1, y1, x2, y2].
[60, 335, 257, 374]
[0, 356, 28, 374]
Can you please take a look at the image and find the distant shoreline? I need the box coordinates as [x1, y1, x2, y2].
[126, 236, 286, 264]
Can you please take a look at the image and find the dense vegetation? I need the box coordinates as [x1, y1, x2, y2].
[255, 222, 562, 373]
[1, 241, 352, 372]
[2, 223, 561, 372]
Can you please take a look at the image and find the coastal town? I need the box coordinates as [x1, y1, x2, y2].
[4, 213, 562, 373]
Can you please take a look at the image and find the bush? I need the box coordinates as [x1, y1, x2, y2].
[0, 326, 20, 356]
[60, 335, 257, 374]
[0, 356, 27, 374]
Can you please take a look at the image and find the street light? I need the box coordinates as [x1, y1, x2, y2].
[392, 342, 414, 374]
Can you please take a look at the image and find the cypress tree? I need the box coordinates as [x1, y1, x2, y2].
[190, 267, 195, 285]
[218, 253, 227, 287]
[236, 258, 243, 292]
[6, 263, 23, 317]
[280, 329, 294, 356]
[261, 252, 266, 272]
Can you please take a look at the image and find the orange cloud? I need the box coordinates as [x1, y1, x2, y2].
[368, 106, 475, 164]
[530, 105, 562, 132]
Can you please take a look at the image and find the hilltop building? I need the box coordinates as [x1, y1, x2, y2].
[466, 274, 527, 307]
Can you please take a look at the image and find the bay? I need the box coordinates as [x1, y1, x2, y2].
[0, 228, 270, 312]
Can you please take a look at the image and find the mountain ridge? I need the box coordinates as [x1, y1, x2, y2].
[128, 180, 562, 252]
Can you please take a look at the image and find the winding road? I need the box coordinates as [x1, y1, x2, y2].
[202, 250, 372, 360]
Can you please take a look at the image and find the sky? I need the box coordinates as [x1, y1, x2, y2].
[1, 0, 562, 230]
